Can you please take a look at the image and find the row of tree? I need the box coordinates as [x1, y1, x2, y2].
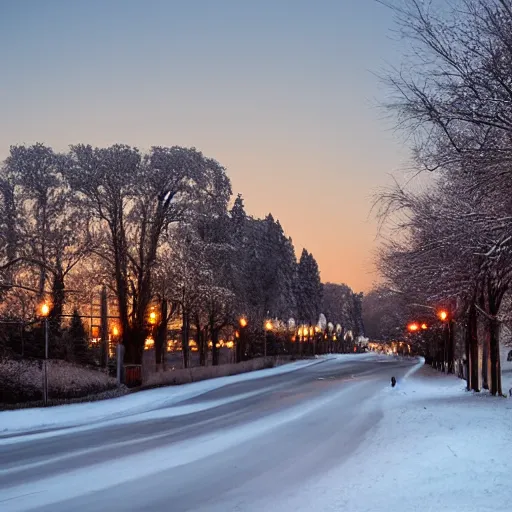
[375, 0, 512, 396]
[0, 143, 364, 366]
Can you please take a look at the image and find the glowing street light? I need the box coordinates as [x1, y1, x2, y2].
[408, 322, 419, 332]
[421, 323, 428, 330]
[40, 302, 50, 406]
[438, 310, 448, 321]
[239, 317, 248, 328]
[112, 325, 120, 337]
[264, 320, 273, 358]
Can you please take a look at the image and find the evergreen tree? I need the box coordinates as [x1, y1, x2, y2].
[230, 194, 247, 240]
[67, 309, 91, 365]
[322, 283, 365, 336]
[296, 249, 323, 325]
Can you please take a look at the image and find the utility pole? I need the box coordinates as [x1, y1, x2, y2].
[44, 316, 49, 406]
[100, 286, 109, 369]
[40, 302, 50, 406]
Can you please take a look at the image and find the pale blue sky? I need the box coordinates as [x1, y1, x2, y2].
[0, 0, 408, 291]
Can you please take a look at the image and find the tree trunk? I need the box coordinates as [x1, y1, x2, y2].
[196, 315, 206, 367]
[155, 299, 168, 369]
[441, 322, 448, 372]
[236, 329, 242, 363]
[482, 324, 490, 390]
[467, 301, 480, 392]
[447, 319, 454, 373]
[478, 289, 489, 390]
[211, 326, 219, 366]
[489, 316, 502, 396]
[50, 271, 65, 334]
[182, 310, 190, 369]
[123, 327, 145, 366]
[100, 285, 108, 368]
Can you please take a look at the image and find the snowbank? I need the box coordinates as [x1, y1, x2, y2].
[500, 343, 512, 396]
[275, 364, 512, 512]
[0, 357, 330, 437]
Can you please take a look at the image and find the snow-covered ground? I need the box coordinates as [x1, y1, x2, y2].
[272, 365, 512, 512]
[501, 342, 512, 396]
[0, 356, 342, 437]
[2, 355, 510, 512]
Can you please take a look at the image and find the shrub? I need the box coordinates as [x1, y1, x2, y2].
[0, 358, 118, 405]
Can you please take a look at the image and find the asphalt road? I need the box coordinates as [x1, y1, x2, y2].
[0, 355, 419, 512]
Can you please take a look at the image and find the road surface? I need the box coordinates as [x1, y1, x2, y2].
[0, 355, 419, 512]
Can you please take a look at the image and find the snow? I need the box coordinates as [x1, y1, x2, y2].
[2, 355, 510, 511]
[0, 369, 366, 512]
[269, 364, 512, 512]
[0, 357, 333, 437]
[500, 342, 512, 396]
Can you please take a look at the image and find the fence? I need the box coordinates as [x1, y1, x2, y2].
[1, 307, 366, 402]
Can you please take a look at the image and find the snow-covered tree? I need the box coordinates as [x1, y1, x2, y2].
[296, 249, 322, 326]
[66, 144, 230, 364]
[378, 0, 512, 395]
[0, 144, 90, 332]
[321, 283, 362, 334]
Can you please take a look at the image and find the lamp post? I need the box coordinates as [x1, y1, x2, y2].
[148, 309, 157, 347]
[112, 325, 123, 385]
[437, 309, 451, 373]
[40, 302, 50, 406]
[288, 318, 295, 356]
[238, 317, 248, 363]
[264, 320, 272, 358]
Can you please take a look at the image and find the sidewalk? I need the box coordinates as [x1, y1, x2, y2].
[275, 362, 512, 512]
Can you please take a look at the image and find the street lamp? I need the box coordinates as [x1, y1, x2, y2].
[237, 317, 248, 363]
[41, 303, 50, 317]
[40, 302, 50, 406]
[407, 322, 419, 332]
[437, 309, 451, 372]
[264, 320, 272, 358]
[438, 310, 448, 321]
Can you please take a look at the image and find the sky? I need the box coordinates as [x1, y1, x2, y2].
[0, 0, 409, 292]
